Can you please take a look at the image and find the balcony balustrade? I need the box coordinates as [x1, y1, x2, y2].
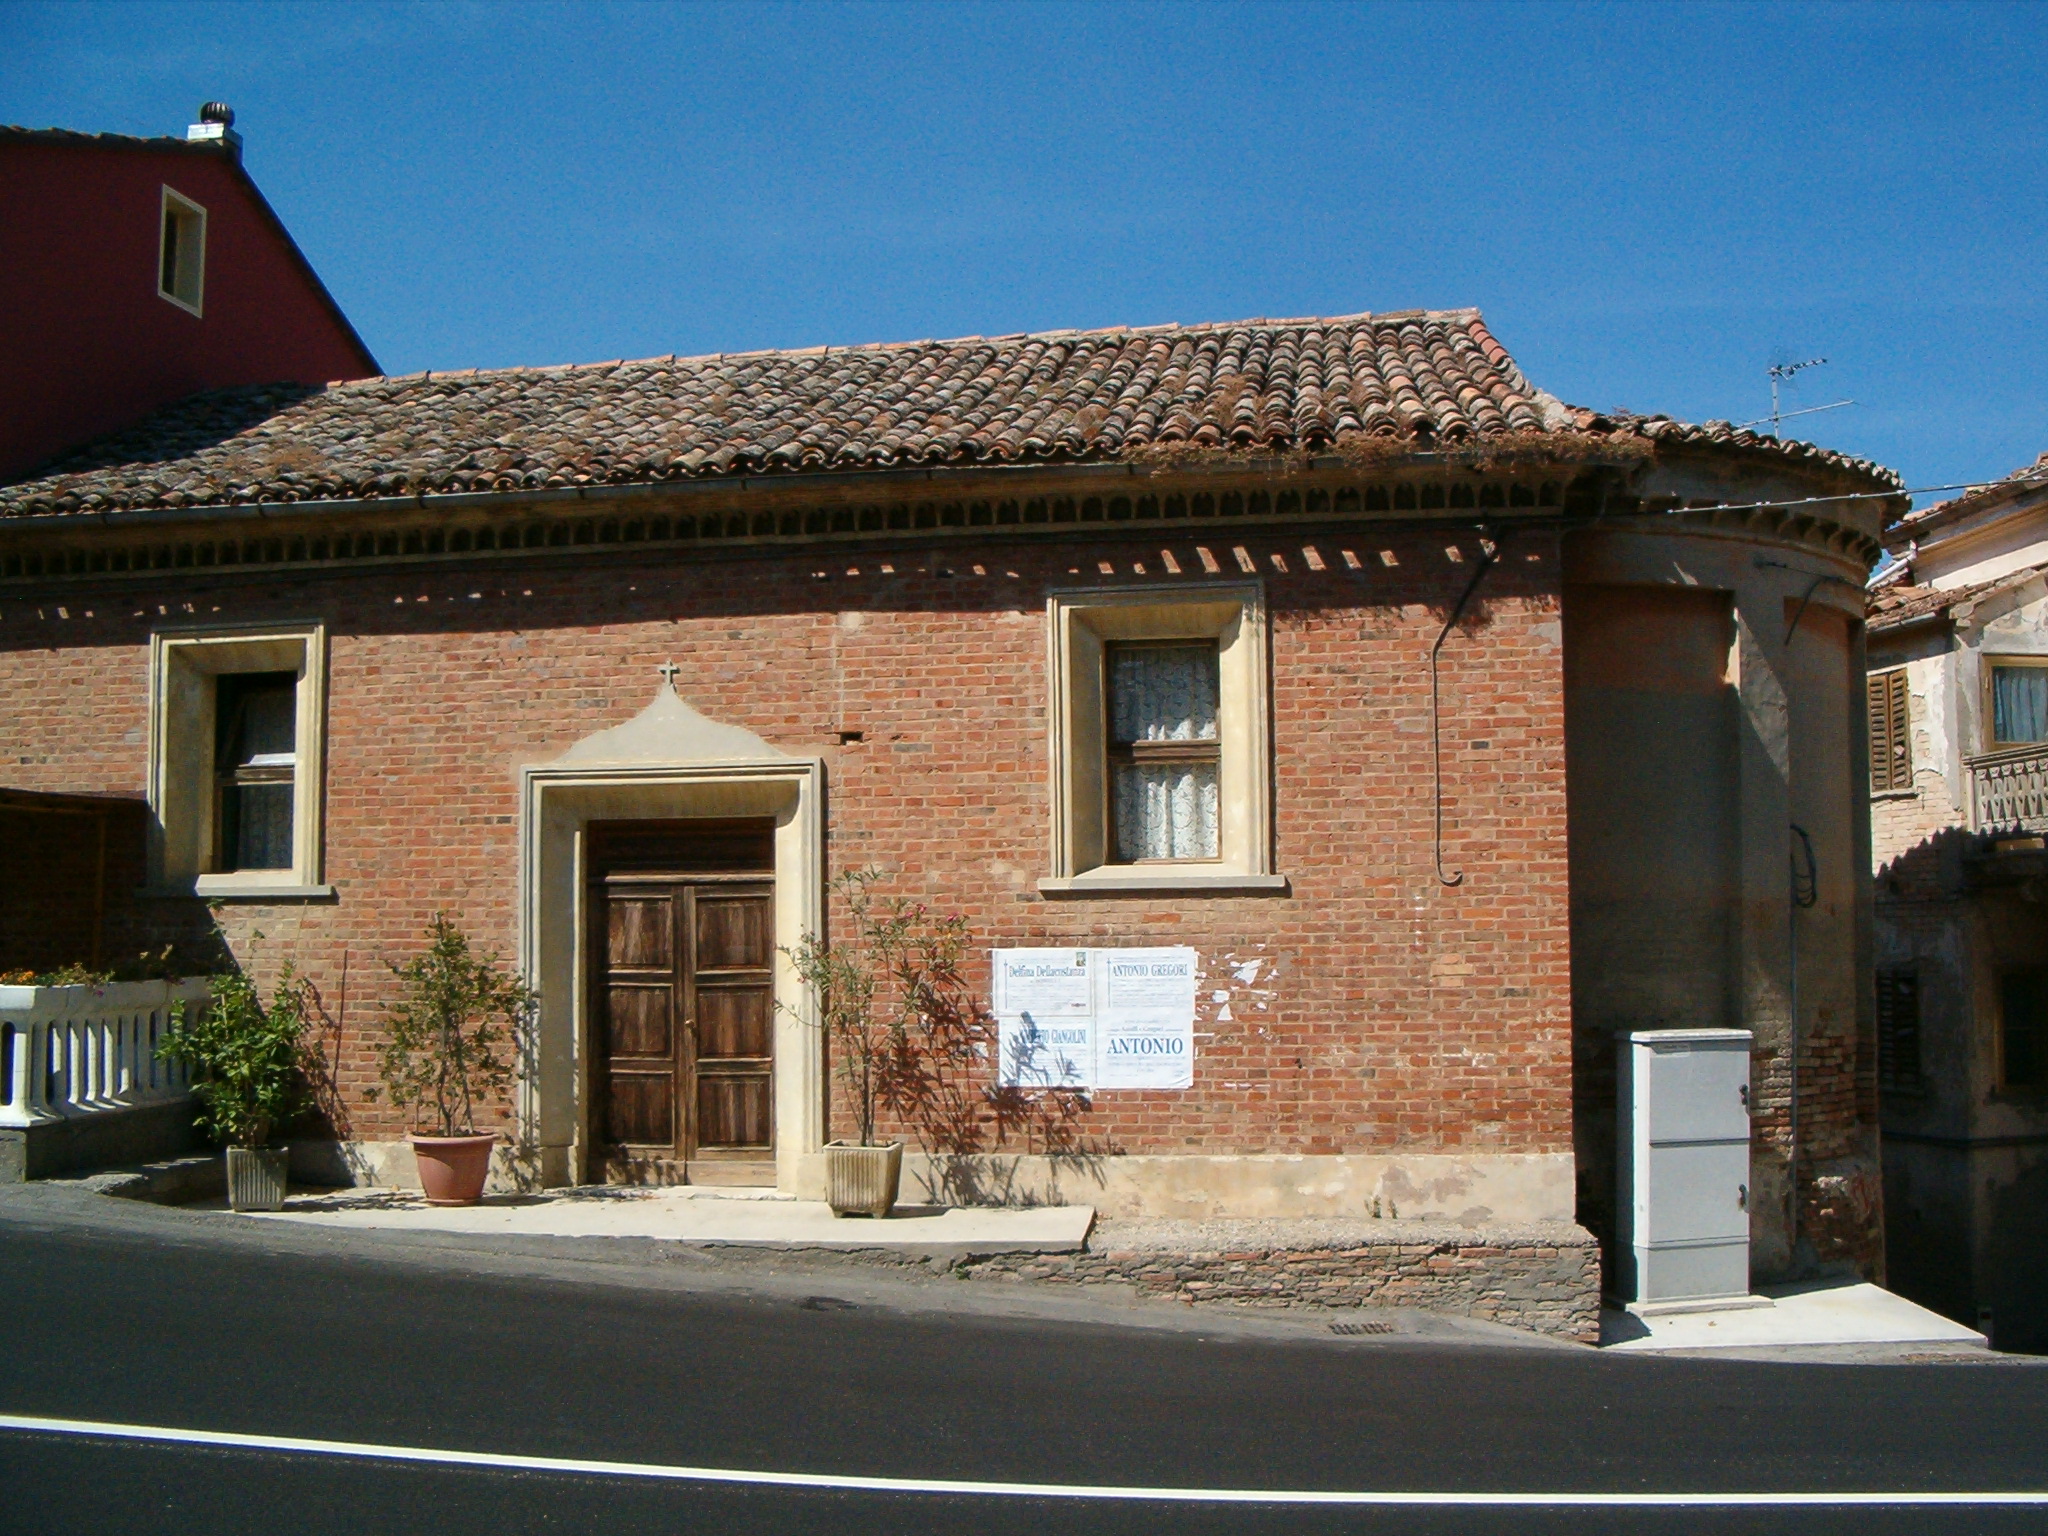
[0, 978, 209, 1130]
[1969, 743, 2048, 835]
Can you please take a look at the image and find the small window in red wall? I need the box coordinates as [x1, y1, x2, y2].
[158, 187, 207, 315]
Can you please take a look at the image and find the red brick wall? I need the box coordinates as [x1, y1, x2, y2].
[0, 527, 1572, 1156]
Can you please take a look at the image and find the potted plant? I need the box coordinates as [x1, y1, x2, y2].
[369, 913, 532, 1206]
[783, 869, 987, 1217]
[157, 965, 312, 1212]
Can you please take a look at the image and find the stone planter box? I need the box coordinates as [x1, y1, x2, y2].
[826, 1140, 903, 1217]
[226, 1145, 289, 1211]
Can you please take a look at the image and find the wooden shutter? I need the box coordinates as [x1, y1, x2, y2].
[1868, 669, 1912, 792]
[1876, 967, 1921, 1092]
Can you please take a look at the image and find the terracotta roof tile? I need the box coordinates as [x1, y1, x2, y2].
[1887, 451, 2048, 546]
[0, 123, 217, 155]
[1867, 563, 2048, 631]
[0, 309, 1901, 519]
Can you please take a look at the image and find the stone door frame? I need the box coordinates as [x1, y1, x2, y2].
[517, 759, 825, 1193]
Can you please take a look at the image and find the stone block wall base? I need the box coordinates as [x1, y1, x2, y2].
[959, 1219, 1603, 1344]
[0, 1098, 200, 1182]
[895, 1150, 1578, 1224]
[289, 1137, 535, 1194]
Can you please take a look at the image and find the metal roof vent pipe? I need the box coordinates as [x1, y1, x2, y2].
[186, 101, 243, 159]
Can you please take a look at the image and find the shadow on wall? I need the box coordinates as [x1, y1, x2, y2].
[1876, 824, 2048, 1354]
[292, 964, 357, 1148]
[1882, 1143, 1972, 1326]
[0, 793, 221, 979]
[1890, 1139, 2048, 1354]
[0, 530, 1565, 665]
[1983, 1149, 2048, 1353]
[1564, 582, 1740, 1284]
[1876, 825, 1988, 905]
[914, 1151, 1112, 1209]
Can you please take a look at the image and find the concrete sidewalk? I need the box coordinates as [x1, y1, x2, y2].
[1601, 1281, 1989, 1355]
[231, 1184, 1094, 1262]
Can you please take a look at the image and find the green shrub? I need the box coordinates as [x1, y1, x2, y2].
[157, 967, 313, 1149]
[369, 914, 533, 1138]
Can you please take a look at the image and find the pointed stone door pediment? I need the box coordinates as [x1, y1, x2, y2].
[555, 680, 788, 766]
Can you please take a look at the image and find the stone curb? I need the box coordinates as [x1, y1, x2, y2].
[79, 1152, 224, 1204]
[956, 1218, 1603, 1344]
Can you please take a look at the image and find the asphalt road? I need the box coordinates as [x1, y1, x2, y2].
[1, 1184, 2044, 1536]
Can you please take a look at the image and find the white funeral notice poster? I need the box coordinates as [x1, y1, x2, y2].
[997, 1015, 1095, 1090]
[995, 949, 1096, 1089]
[994, 949, 1094, 1018]
[992, 946, 1199, 1092]
[1095, 947, 1198, 1090]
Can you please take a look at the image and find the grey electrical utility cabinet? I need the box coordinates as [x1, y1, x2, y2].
[1616, 1028, 1754, 1306]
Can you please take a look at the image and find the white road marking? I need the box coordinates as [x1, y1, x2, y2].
[1, 1413, 2044, 1507]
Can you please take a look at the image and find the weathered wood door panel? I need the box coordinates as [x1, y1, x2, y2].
[600, 893, 678, 1149]
[588, 820, 774, 1182]
[690, 889, 774, 1152]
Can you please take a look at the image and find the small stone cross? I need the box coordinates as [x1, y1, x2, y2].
[657, 661, 681, 687]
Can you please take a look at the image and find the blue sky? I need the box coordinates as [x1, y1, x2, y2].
[5, 1, 2042, 502]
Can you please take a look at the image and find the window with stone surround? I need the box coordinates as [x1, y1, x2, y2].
[1041, 584, 1282, 895]
[148, 623, 328, 898]
[1988, 659, 2048, 747]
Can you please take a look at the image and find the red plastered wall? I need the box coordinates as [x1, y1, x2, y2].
[0, 138, 373, 480]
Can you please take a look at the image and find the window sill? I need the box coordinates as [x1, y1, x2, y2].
[1037, 869, 1290, 897]
[1870, 788, 1920, 801]
[142, 879, 336, 901]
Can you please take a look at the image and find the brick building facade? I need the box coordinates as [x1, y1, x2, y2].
[0, 311, 1898, 1287]
[1868, 458, 2048, 1348]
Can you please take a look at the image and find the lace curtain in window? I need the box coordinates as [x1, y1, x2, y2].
[1113, 763, 1218, 860]
[217, 675, 297, 872]
[1110, 645, 1220, 861]
[1993, 666, 2048, 745]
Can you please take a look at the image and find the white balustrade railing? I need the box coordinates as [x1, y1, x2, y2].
[0, 978, 211, 1129]
[1970, 743, 2048, 834]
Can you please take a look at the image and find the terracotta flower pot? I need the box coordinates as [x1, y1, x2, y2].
[225, 1145, 289, 1212]
[410, 1132, 499, 1206]
[825, 1140, 903, 1218]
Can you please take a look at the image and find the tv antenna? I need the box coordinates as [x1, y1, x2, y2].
[1737, 358, 1854, 436]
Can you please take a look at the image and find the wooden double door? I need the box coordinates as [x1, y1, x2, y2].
[589, 820, 775, 1184]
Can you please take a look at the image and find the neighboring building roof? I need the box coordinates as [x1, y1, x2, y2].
[1868, 562, 2048, 632]
[1886, 450, 2048, 550]
[0, 124, 228, 156]
[0, 308, 1900, 519]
